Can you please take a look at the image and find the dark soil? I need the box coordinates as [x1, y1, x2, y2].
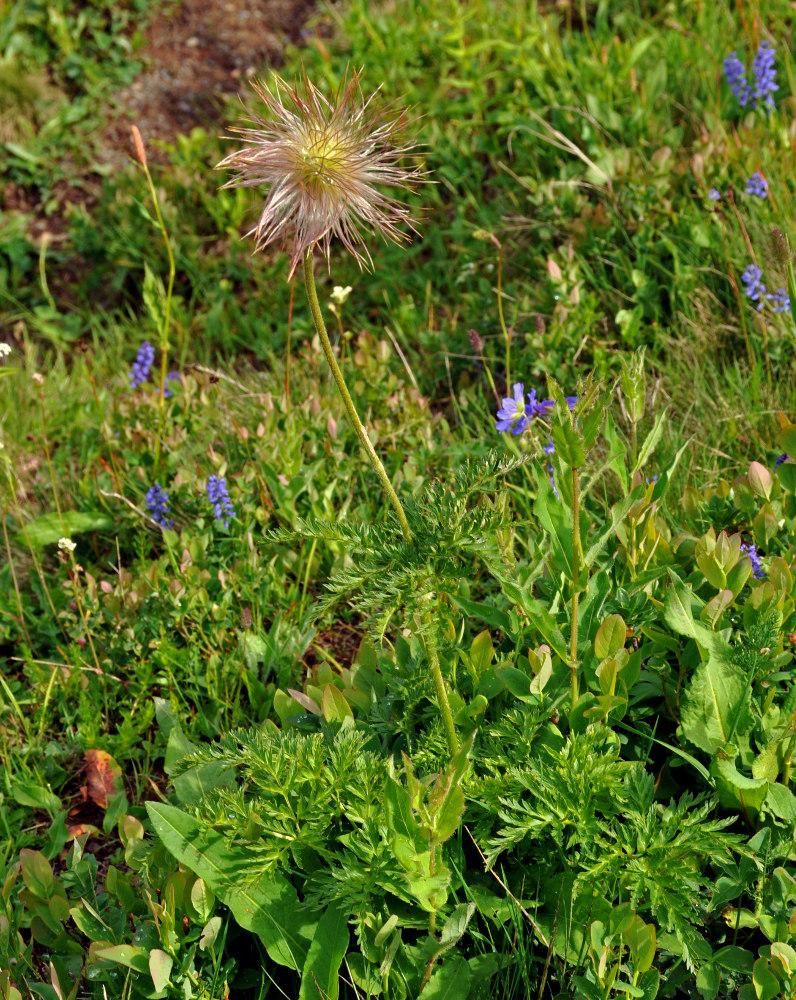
[102, 0, 318, 167]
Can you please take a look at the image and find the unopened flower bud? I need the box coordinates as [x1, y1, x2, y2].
[468, 328, 484, 353]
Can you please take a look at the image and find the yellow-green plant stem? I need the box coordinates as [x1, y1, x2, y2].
[569, 465, 582, 709]
[303, 249, 459, 755]
[422, 605, 458, 756]
[137, 152, 176, 470]
[303, 248, 413, 544]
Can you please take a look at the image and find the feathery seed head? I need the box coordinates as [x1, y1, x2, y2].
[217, 70, 424, 277]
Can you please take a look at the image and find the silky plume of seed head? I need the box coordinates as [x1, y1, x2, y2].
[217, 69, 425, 277]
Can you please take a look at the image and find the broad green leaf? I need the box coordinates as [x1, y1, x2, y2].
[534, 474, 574, 578]
[631, 408, 668, 476]
[713, 946, 754, 973]
[17, 511, 113, 548]
[583, 486, 645, 570]
[93, 944, 150, 974]
[70, 899, 113, 941]
[9, 781, 61, 815]
[149, 949, 173, 992]
[752, 957, 780, 1000]
[493, 577, 568, 661]
[712, 757, 767, 815]
[696, 963, 720, 1000]
[20, 849, 54, 898]
[321, 683, 354, 724]
[638, 969, 660, 1000]
[681, 657, 752, 755]
[422, 956, 472, 1000]
[663, 574, 703, 641]
[594, 614, 626, 660]
[298, 902, 350, 1000]
[494, 664, 533, 701]
[469, 630, 494, 677]
[700, 590, 733, 630]
[770, 942, 796, 977]
[199, 916, 223, 951]
[623, 915, 656, 974]
[449, 593, 511, 631]
[189, 878, 215, 923]
[146, 802, 314, 969]
[762, 782, 796, 823]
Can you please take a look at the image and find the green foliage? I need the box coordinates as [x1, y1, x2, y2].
[2, 0, 796, 998]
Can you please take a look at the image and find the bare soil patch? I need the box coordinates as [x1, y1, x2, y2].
[102, 0, 317, 167]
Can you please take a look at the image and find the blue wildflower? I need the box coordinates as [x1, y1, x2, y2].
[162, 371, 180, 398]
[776, 453, 791, 466]
[708, 188, 721, 201]
[495, 383, 553, 435]
[130, 341, 155, 389]
[565, 395, 578, 411]
[543, 440, 555, 456]
[207, 475, 236, 528]
[547, 463, 559, 498]
[146, 484, 174, 528]
[741, 264, 767, 310]
[740, 541, 765, 580]
[745, 171, 768, 198]
[724, 51, 751, 107]
[752, 41, 778, 111]
[766, 287, 790, 313]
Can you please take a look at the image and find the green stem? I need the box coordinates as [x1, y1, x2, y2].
[783, 733, 796, 787]
[570, 465, 582, 709]
[495, 241, 511, 390]
[138, 157, 176, 470]
[303, 249, 413, 544]
[423, 604, 458, 756]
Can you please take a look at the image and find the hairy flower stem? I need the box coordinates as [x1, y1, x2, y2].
[303, 249, 413, 544]
[569, 465, 582, 709]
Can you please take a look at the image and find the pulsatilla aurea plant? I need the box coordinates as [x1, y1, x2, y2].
[217, 69, 422, 543]
[217, 71, 467, 752]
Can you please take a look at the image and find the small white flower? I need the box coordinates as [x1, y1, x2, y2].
[0, 343, 11, 357]
[32, 372, 44, 385]
[58, 537, 76, 553]
[331, 285, 353, 305]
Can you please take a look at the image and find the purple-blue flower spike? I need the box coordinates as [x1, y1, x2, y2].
[724, 51, 751, 107]
[745, 171, 768, 198]
[740, 541, 765, 580]
[752, 41, 778, 111]
[145, 484, 174, 528]
[207, 475, 236, 528]
[130, 341, 155, 389]
[741, 264, 767, 311]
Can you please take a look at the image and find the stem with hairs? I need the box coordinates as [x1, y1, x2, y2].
[303, 248, 413, 543]
[303, 249, 458, 754]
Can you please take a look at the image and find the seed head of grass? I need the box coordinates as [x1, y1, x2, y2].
[217, 69, 424, 277]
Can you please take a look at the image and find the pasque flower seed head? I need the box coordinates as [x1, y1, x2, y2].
[218, 69, 424, 276]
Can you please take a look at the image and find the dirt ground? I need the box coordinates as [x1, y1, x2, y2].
[103, 0, 318, 166]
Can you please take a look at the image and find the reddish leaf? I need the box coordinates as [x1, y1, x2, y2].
[82, 750, 123, 809]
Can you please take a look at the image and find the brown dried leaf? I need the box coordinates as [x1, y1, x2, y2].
[82, 749, 123, 809]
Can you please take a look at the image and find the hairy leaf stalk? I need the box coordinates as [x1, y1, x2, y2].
[303, 249, 413, 543]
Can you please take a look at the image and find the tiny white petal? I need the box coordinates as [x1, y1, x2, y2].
[58, 537, 76, 552]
